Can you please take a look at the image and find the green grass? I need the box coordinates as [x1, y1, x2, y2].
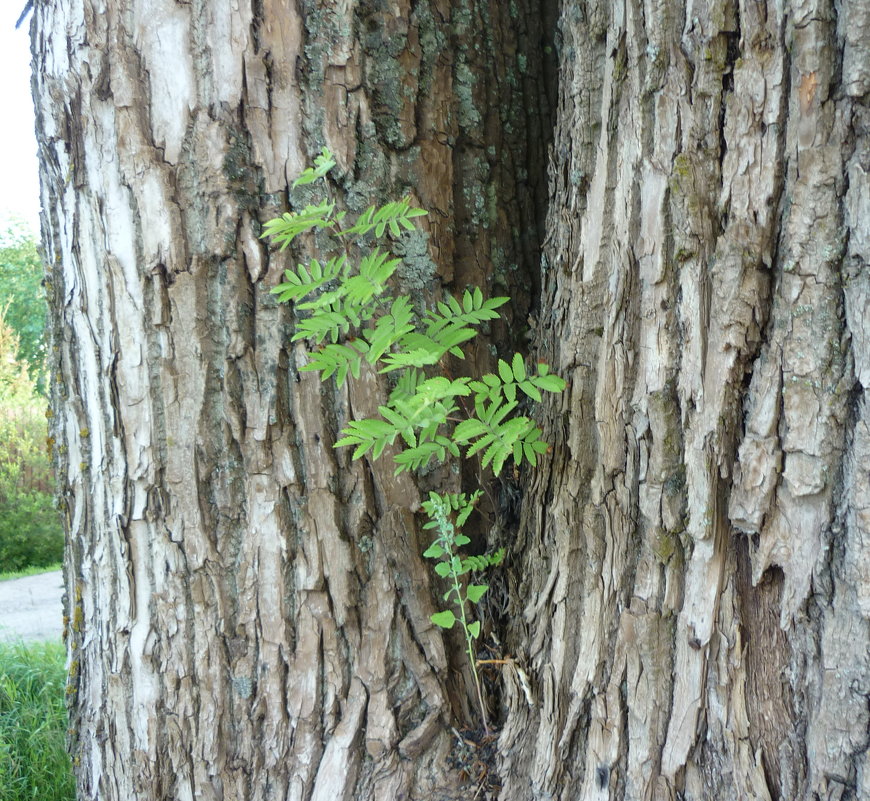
[0, 641, 75, 801]
[0, 563, 62, 583]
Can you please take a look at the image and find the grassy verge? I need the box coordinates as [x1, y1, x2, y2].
[0, 641, 75, 801]
[0, 563, 62, 583]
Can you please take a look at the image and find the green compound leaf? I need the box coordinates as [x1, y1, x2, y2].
[340, 198, 427, 238]
[424, 291, 507, 349]
[261, 200, 336, 250]
[364, 296, 416, 363]
[393, 440, 452, 475]
[462, 555, 487, 572]
[291, 147, 337, 187]
[432, 325, 477, 356]
[379, 345, 443, 372]
[388, 368, 424, 405]
[455, 414, 490, 439]
[299, 341, 367, 386]
[466, 354, 557, 409]
[431, 610, 456, 629]
[462, 550, 503, 572]
[335, 418, 398, 460]
[271, 254, 347, 303]
[456, 492, 482, 526]
[351, 249, 401, 300]
[292, 310, 351, 344]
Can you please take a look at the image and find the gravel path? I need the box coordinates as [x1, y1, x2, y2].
[0, 570, 64, 642]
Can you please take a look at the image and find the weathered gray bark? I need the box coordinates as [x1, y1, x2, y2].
[496, 2, 870, 800]
[32, 0, 868, 799]
[31, 1, 552, 799]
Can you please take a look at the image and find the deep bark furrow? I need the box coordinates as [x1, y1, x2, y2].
[499, 2, 869, 800]
[31, 0, 868, 799]
[34, 1, 556, 799]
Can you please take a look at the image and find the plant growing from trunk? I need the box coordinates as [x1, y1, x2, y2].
[422, 490, 504, 734]
[263, 148, 565, 731]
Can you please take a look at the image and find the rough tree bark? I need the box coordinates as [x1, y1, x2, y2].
[31, 0, 868, 800]
[496, 2, 870, 800]
[31, 0, 553, 799]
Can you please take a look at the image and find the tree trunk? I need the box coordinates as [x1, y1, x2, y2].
[496, 2, 869, 800]
[31, 1, 553, 799]
[31, 0, 868, 800]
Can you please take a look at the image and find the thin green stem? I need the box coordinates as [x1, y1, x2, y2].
[442, 528, 490, 735]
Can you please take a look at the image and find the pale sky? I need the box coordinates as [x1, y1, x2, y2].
[0, 13, 42, 234]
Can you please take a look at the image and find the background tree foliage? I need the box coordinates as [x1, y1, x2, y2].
[0, 223, 46, 390]
[0, 229, 60, 572]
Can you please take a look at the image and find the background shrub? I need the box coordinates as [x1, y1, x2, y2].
[0, 308, 61, 572]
